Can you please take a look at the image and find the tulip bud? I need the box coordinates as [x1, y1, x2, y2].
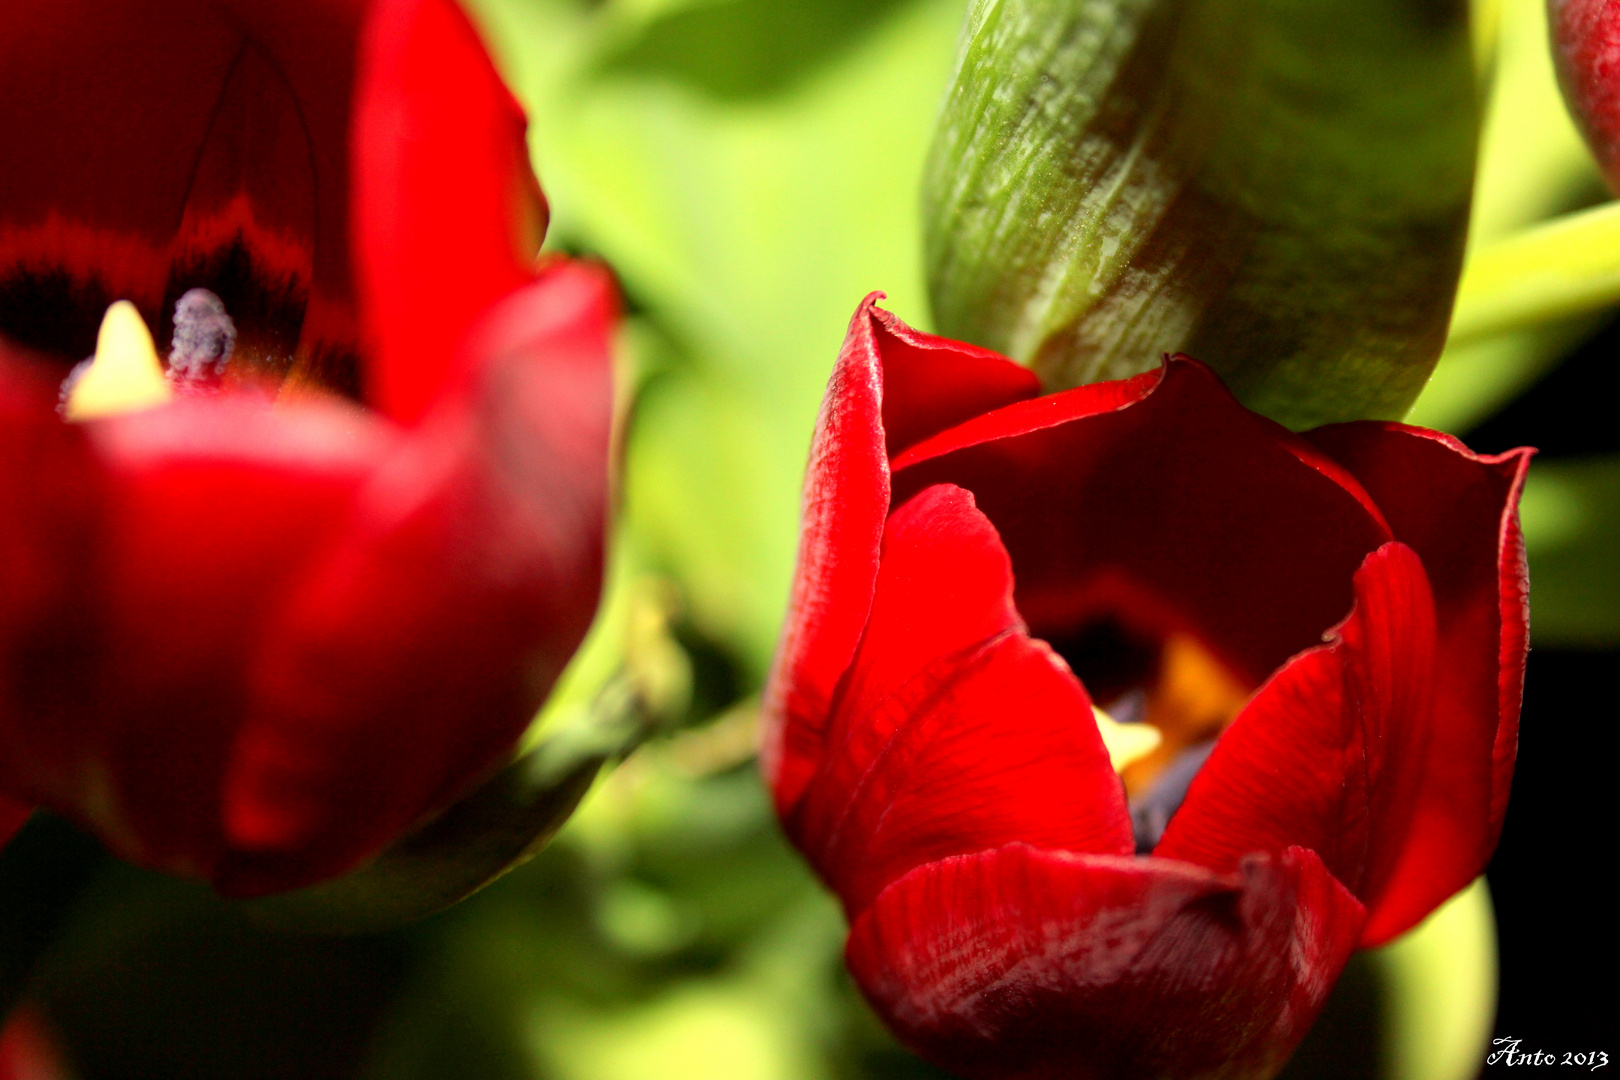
[1549, 0, 1620, 191]
[924, 0, 1479, 429]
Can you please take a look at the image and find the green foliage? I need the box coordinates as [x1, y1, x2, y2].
[469, 0, 964, 679]
[1518, 456, 1620, 645]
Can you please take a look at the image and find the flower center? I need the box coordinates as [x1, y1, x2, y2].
[60, 290, 238, 420]
[1049, 619, 1251, 853]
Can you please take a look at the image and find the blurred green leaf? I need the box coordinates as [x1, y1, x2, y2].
[596, 0, 914, 99]
[924, 0, 1478, 430]
[239, 678, 641, 935]
[1520, 456, 1620, 645]
[1370, 878, 1498, 1080]
[1449, 201, 1620, 346]
[470, 0, 967, 677]
[1410, 0, 1609, 434]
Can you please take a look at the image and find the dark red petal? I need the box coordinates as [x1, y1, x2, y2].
[893, 357, 1393, 687]
[0, 358, 106, 827]
[1157, 543, 1445, 944]
[0, 1, 362, 366]
[219, 262, 613, 895]
[846, 843, 1366, 1080]
[867, 302, 1041, 459]
[790, 484, 1133, 917]
[762, 298, 894, 816]
[0, 1, 246, 347]
[1303, 422, 1531, 943]
[354, 0, 545, 422]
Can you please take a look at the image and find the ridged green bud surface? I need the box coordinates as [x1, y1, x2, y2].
[925, 0, 1478, 429]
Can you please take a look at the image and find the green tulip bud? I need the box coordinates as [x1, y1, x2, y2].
[924, 0, 1479, 429]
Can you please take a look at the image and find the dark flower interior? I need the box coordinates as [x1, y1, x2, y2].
[889, 363, 1392, 844]
[0, 1, 367, 397]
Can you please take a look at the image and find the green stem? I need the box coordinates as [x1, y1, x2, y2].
[1449, 200, 1620, 346]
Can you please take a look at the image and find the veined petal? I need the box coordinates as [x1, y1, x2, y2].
[764, 296, 1044, 817]
[762, 296, 892, 816]
[893, 356, 1393, 687]
[846, 843, 1365, 1080]
[1303, 422, 1531, 943]
[1156, 542, 1439, 946]
[791, 485, 1132, 915]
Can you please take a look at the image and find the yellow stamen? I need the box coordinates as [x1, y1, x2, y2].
[1121, 632, 1252, 796]
[1092, 704, 1162, 773]
[63, 301, 172, 421]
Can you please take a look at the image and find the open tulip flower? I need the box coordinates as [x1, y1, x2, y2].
[0, 0, 614, 896]
[764, 295, 1531, 1080]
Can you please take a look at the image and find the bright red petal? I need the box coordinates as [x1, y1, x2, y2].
[893, 357, 1393, 687]
[1157, 543, 1443, 944]
[867, 303, 1041, 459]
[49, 397, 390, 876]
[354, 0, 544, 422]
[219, 262, 613, 895]
[846, 843, 1365, 1080]
[1304, 422, 1531, 943]
[809, 484, 1027, 788]
[766, 296, 1060, 818]
[790, 484, 1132, 917]
[762, 297, 894, 816]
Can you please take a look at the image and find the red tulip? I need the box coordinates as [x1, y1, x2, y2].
[1551, 0, 1620, 191]
[0, 0, 613, 896]
[764, 295, 1530, 1080]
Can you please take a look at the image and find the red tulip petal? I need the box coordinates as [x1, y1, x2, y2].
[762, 299, 894, 816]
[764, 296, 1046, 818]
[57, 397, 391, 876]
[0, 360, 106, 824]
[1157, 543, 1441, 944]
[790, 484, 1133, 917]
[219, 262, 613, 894]
[354, 0, 544, 423]
[846, 843, 1365, 1080]
[866, 302, 1041, 459]
[893, 357, 1392, 687]
[808, 484, 1027, 785]
[1303, 422, 1531, 943]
